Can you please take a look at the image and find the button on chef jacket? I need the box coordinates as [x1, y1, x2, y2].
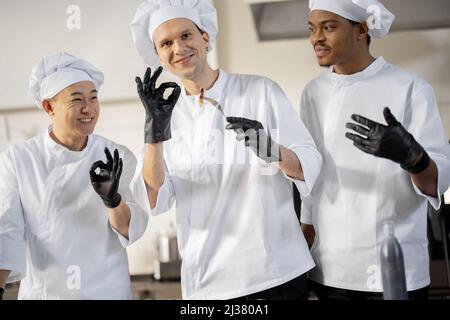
[133, 70, 322, 299]
[0, 129, 149, 299]
[300, 57, 450, 292]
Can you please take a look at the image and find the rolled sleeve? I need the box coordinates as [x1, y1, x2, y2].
[131, 148, 176, 217]
[151, 175, 176, 216]
[406, 82, 450, 210]
[283, 144, 322, 197]
[412, 153, 450, 210]
[111, 204, 149, 248]
[0, 149, 27, 283]
[112, 147, 150, 247]
[0, 212, 27, 284]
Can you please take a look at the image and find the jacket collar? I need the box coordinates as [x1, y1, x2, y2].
[329, 56, 387, 85]
[44, 126, 93, 160]
[180, 69, 228, 105]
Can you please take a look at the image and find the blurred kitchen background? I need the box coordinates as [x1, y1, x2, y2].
[0, 0, 449, 299]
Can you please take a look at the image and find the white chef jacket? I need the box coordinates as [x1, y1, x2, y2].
[300, 57, 450, 292]
[133, 70, 322, 299]
[0, 129, 149, 299]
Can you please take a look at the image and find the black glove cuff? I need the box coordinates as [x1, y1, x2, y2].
[256, 133, 281, 163]
[102, 193, 122, 209]
[403, 151, 430, 174]
[267, 138, 282, 163]
[0, 287, 4, 300]
[145, 132, 171, 144]
[144, 119, 172, 144]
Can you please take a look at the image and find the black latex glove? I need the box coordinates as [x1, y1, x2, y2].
[226, 117, 281, 163]
[90, 147, 123, 208]
[345, 107, 430, 174]
[136, 66, 181, 143]
[0, 287, 4, 300]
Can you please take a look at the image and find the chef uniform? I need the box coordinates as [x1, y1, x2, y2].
[0, 52, 149, 299]
[301, 0, 450, 294]
[131, 0, 322, 299]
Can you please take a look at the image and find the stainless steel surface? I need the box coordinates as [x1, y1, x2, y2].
[131, 275, 181, 300]
[153, 260, 182, 281]
[158, 235, 179, 263]
[155, 228, 181, 281]
[2, 282, 19, 300]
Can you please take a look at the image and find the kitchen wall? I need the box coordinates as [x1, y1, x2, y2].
[0, 0, 218, 276]
[1, 0, 449, 276]
[0, 101, 177, 275]
[215, 0, 450, 133]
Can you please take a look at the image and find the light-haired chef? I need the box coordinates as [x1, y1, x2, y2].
[130, 0, 322, 300]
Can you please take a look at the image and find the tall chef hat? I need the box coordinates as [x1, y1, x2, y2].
[29, 51, 104, 109]
[131, 0, 218, 67]
[309, 0, 395, 38]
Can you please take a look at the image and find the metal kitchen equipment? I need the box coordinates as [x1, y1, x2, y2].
[154, 226, 181, 281]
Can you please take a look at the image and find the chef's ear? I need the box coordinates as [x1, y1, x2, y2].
[42, 99, 55, 116]
[357, 22, 369, 42]
[202, 31, 210, 46]
[153, 43, 159, 57]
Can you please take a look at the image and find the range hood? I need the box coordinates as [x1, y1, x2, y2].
[247, 0, 450, 41]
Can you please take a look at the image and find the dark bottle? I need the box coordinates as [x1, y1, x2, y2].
[380, 221, 408, 300]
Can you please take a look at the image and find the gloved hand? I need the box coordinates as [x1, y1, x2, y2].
[345, 107, 430, 174]
[226, 117, 281, 163]
[90, 147, 123, 208]
[136, 66, 181, 143]
[0, 287, 4, 300]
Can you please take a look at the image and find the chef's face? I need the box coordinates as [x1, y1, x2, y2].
[153, 18, 210, 80]
[308, 10, 361, 68]
[45, 81, 99, 139]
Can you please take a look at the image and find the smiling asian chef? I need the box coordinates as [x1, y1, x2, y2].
[0, 52, 149, 299]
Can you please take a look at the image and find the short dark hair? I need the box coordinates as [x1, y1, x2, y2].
[347, 19, 371, 46]
[194, 24, 205, 35]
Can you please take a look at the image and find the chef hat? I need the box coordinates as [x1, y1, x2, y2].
[309, 0, 395, 38]
[29, 51, 104, 109]
[131, 0, 218, 67]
